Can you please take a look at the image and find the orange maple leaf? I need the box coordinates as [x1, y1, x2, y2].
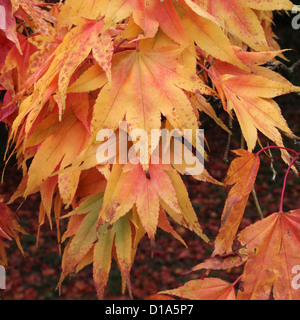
[237, 209, 300, 300]
[59, 194, 186, 299]
[175, 0, 246, 68]
[98, 161, 209, 243]
[213, 149, 260, 255]
[14, 17, 114, 130]
[200, 0, 295, 51]
[24, 109, 89, 204]
[70, 45, 214, 154]
[208, 51, 300, 153]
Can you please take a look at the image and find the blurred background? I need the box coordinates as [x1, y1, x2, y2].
[0, 3, 300, 300]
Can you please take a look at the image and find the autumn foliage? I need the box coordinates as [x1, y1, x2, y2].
[0, 0, 300, 300]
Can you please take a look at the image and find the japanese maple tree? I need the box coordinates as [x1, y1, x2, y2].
[0, 0, 300, 300]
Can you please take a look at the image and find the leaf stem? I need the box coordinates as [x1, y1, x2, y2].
[196, 47, 214, 67]
[196, 61, 215, 79]
[200, 272, 207, 280]
[233, 275, 243, 286]
[256, 146, 298, 157]
[279, 155, 299, 213]
[114, 38, 127, 53]
[252, 187, 264, 219]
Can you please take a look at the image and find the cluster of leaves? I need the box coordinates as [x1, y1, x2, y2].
[0, 0, 300, 300]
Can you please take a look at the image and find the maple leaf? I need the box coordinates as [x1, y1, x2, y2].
[213, 149, 260, 255]
[208, 51, 300, 153]
[236, 209, 300, 300]
[174, 0, 247, 69]
[70, 45, 214, 155]
[98, 161, 208, 243]
[95, 207, 176, 299]
[159, 278, 236, 300]
[23, 109, 89, 204]
[15, 17, 114, 130]
[200, 0, 295, 51]
[51, 19, 112, 104]
[60, 194, 185, 299]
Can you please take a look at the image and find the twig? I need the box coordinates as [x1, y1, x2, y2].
[252, 187, 264, 220]
[267, 147, 277, 181]
[223, 116, 233, 163]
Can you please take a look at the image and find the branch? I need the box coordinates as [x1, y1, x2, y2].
[264, 59, 300, 85]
